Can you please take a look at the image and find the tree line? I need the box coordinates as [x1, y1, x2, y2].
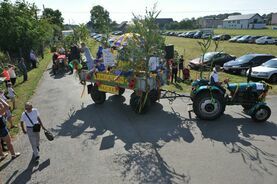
[0, 0, 63, 62]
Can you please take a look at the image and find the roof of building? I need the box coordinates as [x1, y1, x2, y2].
[224, 14, 259, 21]
[116, 21, 128, 29]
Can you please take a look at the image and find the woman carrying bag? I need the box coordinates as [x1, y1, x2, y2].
[20, 102, 46, 162]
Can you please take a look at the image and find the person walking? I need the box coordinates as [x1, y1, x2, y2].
[20, 102, 45, 162]
[18, 58, 28, 82]
[0, 98, 20, 161]
[8, 64, 17, 86]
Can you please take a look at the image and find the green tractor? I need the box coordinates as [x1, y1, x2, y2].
[191, 79, 271, 122]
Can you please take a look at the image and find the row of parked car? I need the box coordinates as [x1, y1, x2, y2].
[188, 52, 277, 83]
[90, 31, 124, 42]
[163, 31, 277, 45]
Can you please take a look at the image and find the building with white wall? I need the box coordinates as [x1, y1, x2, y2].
[223, 14, 265, 29]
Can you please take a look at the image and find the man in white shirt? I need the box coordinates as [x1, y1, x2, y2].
[210, 65, 221, 85]
[20, 102, 45, 161]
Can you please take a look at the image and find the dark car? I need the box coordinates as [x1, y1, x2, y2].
[212, 34, 231, 41]
[248, 36, 262, 43]
[193, 31, 203, 39]
[236, 35, 252, 43]
[186, 31, 197, 38]
[189, 52, 236, 70]
[229, 35, 243, 42]
[223, 54, 275, 75]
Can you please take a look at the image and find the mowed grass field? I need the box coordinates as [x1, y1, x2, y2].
[164, 36, 277, 94]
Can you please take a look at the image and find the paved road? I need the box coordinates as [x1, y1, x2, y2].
[1, 67, 277, 184]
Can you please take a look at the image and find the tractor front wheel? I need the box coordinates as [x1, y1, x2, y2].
[251, 105, 271, 122]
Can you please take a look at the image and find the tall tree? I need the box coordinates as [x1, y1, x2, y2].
[42, 8, 64, 27]
[90, 5, 111, 32]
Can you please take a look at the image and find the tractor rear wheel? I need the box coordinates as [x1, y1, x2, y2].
[193, 91, 225, 120]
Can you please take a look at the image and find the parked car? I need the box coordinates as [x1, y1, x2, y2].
[212, 34, 231, 41]
[223, 54, 275, 75]
[202, 33, 213, 39]
[193, 31, 203, 39]
[113, 31, 123, 35]
[93, 34, 102, 39]
[248, 58, 277, 83]
[229, 35, 243, 42]
[186, 31, 197, 38]
[177, 32, 185, 37]
[90, 32, 97, 37]
[255, 36, 276, 44]
[180, 32, 187, 37]
[248, 36, 262, 44]
[236, 35, 252, 43]
[188, 52, 236, 70]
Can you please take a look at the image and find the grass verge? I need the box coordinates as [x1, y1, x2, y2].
[7, 52, 51, 137]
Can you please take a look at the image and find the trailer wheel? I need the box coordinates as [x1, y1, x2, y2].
[130, 92, 150, 114]
[149, 89, 159, 103]
[193, 91, 225, 120]
[251, 105, 271, 122]
[91, 85, 106, 104]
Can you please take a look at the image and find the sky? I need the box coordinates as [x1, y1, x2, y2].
[12, 0, 277, 24]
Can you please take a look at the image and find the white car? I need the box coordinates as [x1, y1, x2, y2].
[255, 36, 275, 44]
[248, 58, 277, 83]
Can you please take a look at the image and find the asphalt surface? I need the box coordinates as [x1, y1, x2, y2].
[1, 66, 277, 184]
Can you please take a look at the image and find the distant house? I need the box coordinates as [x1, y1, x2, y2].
[155, 18, 174, 29]
[199, 17, 223, 28]
[272, 13, 277, 25]
[223, 14, 266, 29]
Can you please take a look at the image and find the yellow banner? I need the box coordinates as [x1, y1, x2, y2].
[95, 73, 126, 85]
[99, 84, 119, 95]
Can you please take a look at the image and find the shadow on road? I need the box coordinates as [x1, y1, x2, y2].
[11, 158, 50, 184]
[54, 95, 192, 183]
[54, 94, 277, 182]
[191, 114, 277, 175]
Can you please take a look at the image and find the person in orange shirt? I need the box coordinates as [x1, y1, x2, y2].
[2, 66, 11, 87]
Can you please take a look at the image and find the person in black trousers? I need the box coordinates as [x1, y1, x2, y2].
[178, 55, 184, 78]
[171, 61, 178, 83]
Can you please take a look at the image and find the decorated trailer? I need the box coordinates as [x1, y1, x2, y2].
[80, 64, 168, 114]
